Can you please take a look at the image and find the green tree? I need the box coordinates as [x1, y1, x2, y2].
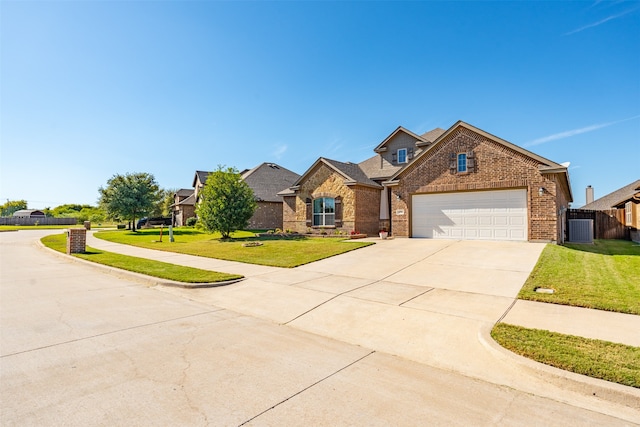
[160, 188, 177, 217]
[196, 166, 256, 238]
[0, 200, 27, 217]
[98, 172, 161, 231]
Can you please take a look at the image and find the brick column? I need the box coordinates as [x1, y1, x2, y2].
[67, 228, 87, 254]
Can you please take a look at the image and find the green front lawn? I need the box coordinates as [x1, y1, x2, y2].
[491, 323, 640, 388]
[94, 228, 374, 268]
[518, 240, 640, 315]
[42, 233, 242, 283]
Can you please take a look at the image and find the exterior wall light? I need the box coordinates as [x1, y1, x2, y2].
[538, 187, 545, 197]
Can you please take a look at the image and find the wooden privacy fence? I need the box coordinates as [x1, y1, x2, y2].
[566, 209, 629, 241]
[0, 217, 78, 226]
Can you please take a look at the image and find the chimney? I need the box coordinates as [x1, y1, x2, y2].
[586, 185, 594, 205]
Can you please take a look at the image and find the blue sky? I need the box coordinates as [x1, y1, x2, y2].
[1, 0, 638, 208]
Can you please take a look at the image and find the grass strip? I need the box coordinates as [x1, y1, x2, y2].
[518, 240, 640, 315]
[94, 228, 374, 268]
[41, 233, 242, 283]
[491, 323, 640, 388]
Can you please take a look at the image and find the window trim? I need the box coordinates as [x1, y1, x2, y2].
[457, 153, 468, 173]
[397, 148, 408, 164]
[313, 197, 336, 227]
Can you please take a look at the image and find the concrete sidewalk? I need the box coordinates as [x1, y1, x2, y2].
[81, 231, 640, 421]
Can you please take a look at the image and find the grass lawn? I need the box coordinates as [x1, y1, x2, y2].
[518, 240, 640, 315]
[41, 233, 242, 283]
[94, 228, 374, 268]
[491, 323, 640, 388]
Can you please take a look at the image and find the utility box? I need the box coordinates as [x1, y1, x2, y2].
[568, 219, 593, 243]
[67, 228, 87, 254]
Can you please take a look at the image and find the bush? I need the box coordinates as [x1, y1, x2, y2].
[186, 217, 197, 227]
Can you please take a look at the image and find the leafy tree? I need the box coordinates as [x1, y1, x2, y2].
[98, 172, 161, 231]
[160, 188, 177, 217]
[47, 203, 106, 223]
[0, 200, 27, 217]
[196, 166, 256, 239]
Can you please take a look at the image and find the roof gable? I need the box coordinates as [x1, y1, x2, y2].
[290, 157, 381, 191]
[374, 126, 427, 153]
[241, 163, 300, 202]
[581, 179, 640, 210]
[390, 121, 568, 180]
[192, 170, 211, 188]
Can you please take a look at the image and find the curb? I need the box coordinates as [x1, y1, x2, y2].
[478, 323, 640, 422]
[36, 239, 245, 289]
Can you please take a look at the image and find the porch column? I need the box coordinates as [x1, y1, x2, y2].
[380, 186, 389, 220]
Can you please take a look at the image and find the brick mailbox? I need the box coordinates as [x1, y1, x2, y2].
[67, 228, 87, 254]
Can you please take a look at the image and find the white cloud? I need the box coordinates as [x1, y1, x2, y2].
[272, 144, 287, 159]
[565, 7, 638, 35]
[524, 115, 640, 147]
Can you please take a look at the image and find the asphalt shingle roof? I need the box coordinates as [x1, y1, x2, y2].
[241, 163, 300, 202]
[322, 158, 382, 188]
[580, 179, 640, 210]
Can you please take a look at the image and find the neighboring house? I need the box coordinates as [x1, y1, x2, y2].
[281, 120, 573, 242]
[191, 163, 300, 230]
[12, 209, 45, 218]
[240, 163, 300, 229]
[172, 189, 195, 226]
[581, 179, 640, 242]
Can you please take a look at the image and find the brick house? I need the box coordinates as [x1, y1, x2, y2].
[240, 163, 300, 229]
[581, 179, 640, 242]
[281, 120, 573, 242]
[192, 163, 299, 230]
[172, 189, 195, 226]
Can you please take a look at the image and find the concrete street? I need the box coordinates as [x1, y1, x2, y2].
[1, 230, 638, 425]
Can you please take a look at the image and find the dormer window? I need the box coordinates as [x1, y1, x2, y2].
[397, 148, 408, 164]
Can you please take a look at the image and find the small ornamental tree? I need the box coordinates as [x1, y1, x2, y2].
[98, 172, 161, 231]
[196, 166, 256, 238]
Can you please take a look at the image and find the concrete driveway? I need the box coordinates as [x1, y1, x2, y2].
[2, 231, 638, 425]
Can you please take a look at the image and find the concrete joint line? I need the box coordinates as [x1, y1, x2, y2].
[0, 310, 224, 358]
[238, 350, 376, 426]
[399, 287, 436, 306]
[283, 280, 376, 325]
[285, 242, 456, 325]
[496, 298, 519, 324]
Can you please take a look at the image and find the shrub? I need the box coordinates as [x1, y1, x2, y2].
[186, 217, 197, 227]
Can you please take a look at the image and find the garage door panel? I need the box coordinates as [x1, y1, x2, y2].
[412, 190, 527, 241]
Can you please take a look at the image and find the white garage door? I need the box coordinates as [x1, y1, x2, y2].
[412, 189, 527, 241]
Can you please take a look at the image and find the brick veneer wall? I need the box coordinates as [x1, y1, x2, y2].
[67, 228, 86, 254]
[281, 163, 382, 235]
[355, 186, 382, 235]
[175, 204, 195, 226]
[391, 127, 567, 241]
[248, 201, 283, 230]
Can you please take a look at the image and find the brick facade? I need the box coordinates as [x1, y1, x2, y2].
[390, 127, 569, 242]
[66, 228, 86, 254]
[282, 163, 381, 235]
[248, 201, 283, 230]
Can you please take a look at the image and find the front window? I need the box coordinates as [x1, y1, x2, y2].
[626, 201, 633, 225]
[457, 153, 467, 173]
[313, 197, 335, 226]
[397, 148, 408, 164]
